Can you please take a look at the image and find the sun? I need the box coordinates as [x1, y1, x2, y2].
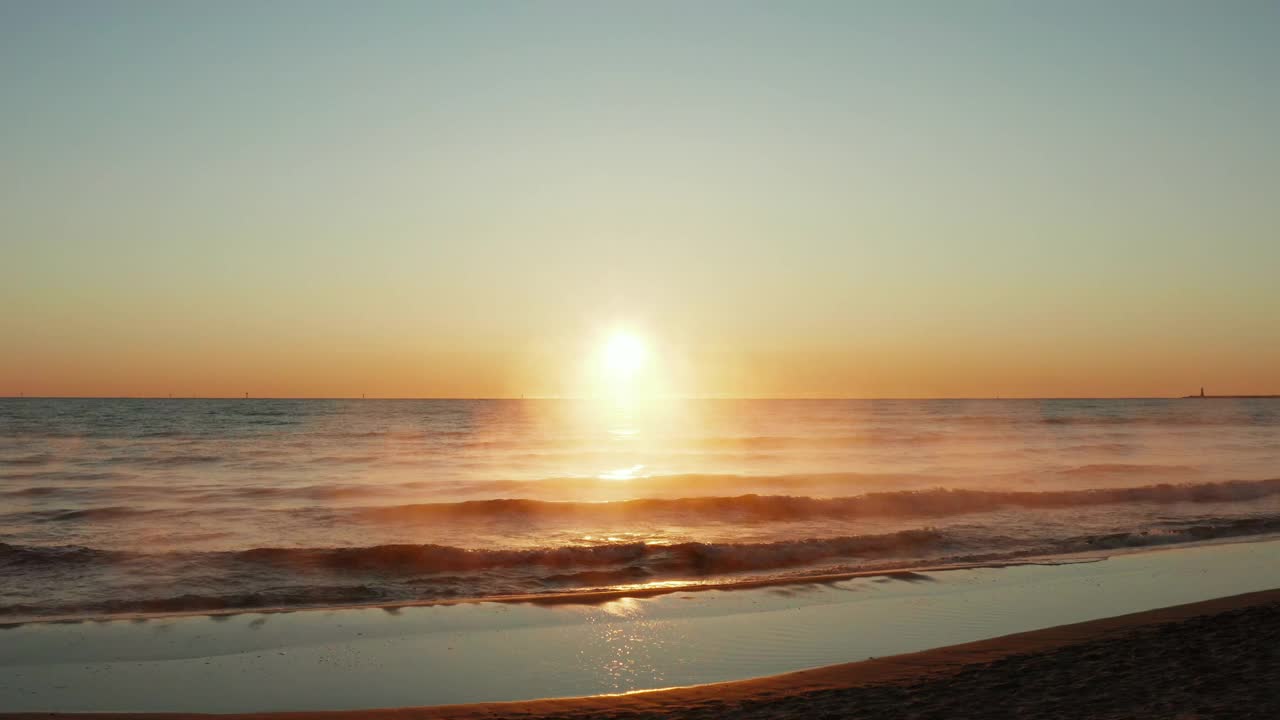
[601, 331, 647, 380]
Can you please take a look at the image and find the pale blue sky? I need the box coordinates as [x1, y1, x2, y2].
[2, 2, 1278, 397]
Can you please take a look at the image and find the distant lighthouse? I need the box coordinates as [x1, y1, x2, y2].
[1200, 387, 1205, 398]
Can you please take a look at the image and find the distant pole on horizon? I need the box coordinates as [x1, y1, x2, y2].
[1201, 387, 1205, 398]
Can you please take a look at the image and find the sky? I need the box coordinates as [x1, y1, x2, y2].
[2, 1, 1278, 398]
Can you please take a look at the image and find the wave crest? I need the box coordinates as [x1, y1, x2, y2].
[361, 478, 1280, 523]
[4, 512, 1280, 620]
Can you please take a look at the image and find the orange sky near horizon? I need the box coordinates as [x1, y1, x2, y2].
[5, 334, 1276, 399]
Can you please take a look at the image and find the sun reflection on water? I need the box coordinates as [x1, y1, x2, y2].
[599, 597, 643, 617]
[579, 595, 670, 693]
[599, 464, 647, 481]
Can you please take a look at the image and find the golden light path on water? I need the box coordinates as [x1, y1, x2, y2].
[599, 464, 646, 481]
[588, 328, 672, 484]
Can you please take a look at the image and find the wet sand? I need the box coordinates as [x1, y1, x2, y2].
[9, 588, 1277, 720]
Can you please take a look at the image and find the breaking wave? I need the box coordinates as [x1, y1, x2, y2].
[4, 512, 1280, 620]
[6, 478, 1280, 530]
[355, 478, 1280, 523]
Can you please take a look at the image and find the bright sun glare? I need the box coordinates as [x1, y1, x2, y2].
[601, 332, 647, 380]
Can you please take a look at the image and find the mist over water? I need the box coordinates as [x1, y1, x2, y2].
[2, 398, 1279, 620]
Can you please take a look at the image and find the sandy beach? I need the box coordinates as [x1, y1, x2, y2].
[5, 588, 1277, 720]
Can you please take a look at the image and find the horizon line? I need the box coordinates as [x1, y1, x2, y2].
[5, 394, 1278, 401]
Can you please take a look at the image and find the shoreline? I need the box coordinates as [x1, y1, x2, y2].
[5, 538, 1280, 714]
[6, 588, 1278, 719]
[10, 532, 1280, 627]
[0, 556, 1106, 627]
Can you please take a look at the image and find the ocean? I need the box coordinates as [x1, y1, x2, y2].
[2, 398, 1278, 621]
